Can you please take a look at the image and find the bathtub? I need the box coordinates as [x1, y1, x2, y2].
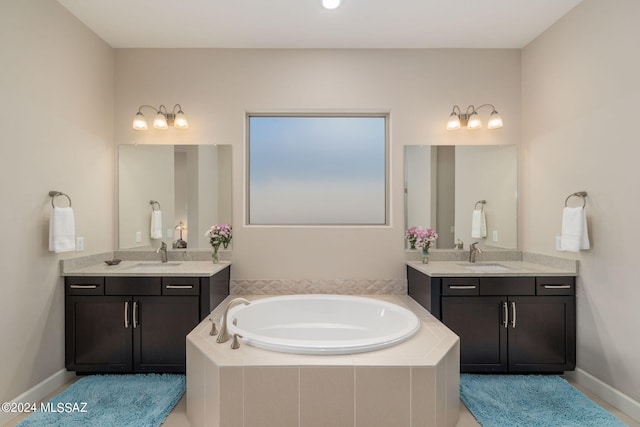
[226, 294, 420, 355]
[186, 295, 460, 427]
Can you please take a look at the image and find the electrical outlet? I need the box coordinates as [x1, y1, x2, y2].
[167, 229, 174, 239]
[135, 231, 142, 243]
[492, 230, 498, 242]
[75, 237, 85, 251]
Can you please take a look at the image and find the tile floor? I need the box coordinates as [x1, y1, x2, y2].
[4, 376, 639, 427]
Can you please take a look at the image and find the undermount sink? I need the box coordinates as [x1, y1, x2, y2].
[457, 263, 512, 272]
[124, 262, 182, 271]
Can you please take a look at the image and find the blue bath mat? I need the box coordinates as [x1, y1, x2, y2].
[460, 374, 627, 427]
[16, 374, 185, 427]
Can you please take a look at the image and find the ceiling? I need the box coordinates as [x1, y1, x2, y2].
[56, 0, 582, 49]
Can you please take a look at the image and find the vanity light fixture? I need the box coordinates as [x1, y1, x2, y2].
[446, 104, 503, 131]
[132, 104, 189, 130]
[322, 0, 341, 9]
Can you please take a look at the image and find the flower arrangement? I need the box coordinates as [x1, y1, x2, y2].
[405, 226, 419, 249]
[204, 224, 232, 263]
[406, 227, 438, 263]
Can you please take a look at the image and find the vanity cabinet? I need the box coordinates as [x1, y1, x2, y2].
[408, 267, 575, 373]
[65, 266, 229, 374]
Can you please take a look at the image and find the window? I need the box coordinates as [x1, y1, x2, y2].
[248, 114, 388, 225]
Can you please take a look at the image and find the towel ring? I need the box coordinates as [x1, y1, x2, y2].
[564, 191, 587, 208]
[474, 200, 486, 211]
[49, 191, 72, 208]
[150, 200, 161, 211]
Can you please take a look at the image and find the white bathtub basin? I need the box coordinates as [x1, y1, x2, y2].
[227, 294, 420, 355]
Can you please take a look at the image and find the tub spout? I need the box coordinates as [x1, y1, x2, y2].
[216, 298, 250, 343]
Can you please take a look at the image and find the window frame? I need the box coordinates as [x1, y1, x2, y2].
[245, 112, 390, 227]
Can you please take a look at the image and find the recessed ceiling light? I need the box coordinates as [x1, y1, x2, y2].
[322, 0, 341, 10]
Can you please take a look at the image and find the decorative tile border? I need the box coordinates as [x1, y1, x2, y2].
[231, 279, 407, 295]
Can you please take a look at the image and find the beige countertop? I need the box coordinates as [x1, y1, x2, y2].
[406, 260, 577, 277]
[62, 259, 230, 277]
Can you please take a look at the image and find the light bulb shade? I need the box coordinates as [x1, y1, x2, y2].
[467, 112, 482, 129]
[322, 0, 341, 9]
[487, 111, 503, 129]
[153, 112, 168, 129]
[174, 111, 189, 129]
[132, 112, 148, 130]
[446, 113, 461, 130]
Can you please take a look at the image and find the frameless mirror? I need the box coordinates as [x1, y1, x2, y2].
[118, 144, 232, 249]
[404, 145, 517, 249]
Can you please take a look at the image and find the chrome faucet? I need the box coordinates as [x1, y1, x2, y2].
[469, 242, 483, 263]
[216, 298, 251, 344]
[156, 241, 168, 263]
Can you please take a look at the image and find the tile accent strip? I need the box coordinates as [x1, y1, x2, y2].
[230, 279, 407, 295]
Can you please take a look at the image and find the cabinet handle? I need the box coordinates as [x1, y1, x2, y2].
[543, 285, 571, 289]
[70, 285, 97, 289]
[166, 285, 193, 289]
[133, 301, 138, 329]
[448, 285, 477, 290]
[511, 301, 517, 328]
[502, 302, 509, 328]
[124, 301, 129, 328]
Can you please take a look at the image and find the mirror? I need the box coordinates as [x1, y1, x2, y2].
[118, 144, 232, 249]
[404, 145, 517, 249]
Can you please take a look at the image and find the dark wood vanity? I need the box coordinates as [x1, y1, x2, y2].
[408, 265, 576, 373]
[64, 266, 229, 374]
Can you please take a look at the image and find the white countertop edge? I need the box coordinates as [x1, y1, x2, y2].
[406, 259, 577, 277]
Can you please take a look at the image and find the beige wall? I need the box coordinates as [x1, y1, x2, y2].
[0, 0, 115, 403]
[115, 49, 521, 280]
[522, 0, 640, 402]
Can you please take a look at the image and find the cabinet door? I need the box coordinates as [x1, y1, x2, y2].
[133, 296, 200, 373]
[441, 296, 508, 372]
[508, 296, 576, 372]
[65, 296, 133, 373]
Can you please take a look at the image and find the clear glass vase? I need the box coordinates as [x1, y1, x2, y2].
[211, 245, 220, 264]
[422, 249, 430, 264]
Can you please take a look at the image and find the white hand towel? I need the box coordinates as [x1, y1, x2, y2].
[471, 209, 487, 239]
[560, 207, 590, 252]
[150, 210, 163, 239]
[49, 207, 76, 253]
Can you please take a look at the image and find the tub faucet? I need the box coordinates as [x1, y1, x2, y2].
[156, 241, 168, 263]
[469, 242, 483, 263]
[216, 298, 251, 344]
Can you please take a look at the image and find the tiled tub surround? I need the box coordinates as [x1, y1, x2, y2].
[186, 295, 460, 427]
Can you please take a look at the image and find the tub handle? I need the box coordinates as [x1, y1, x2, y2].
[231, 334, 242, 350]
[209, 318, 218, 336]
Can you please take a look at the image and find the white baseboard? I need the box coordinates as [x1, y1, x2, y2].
[0, 369, 75, 426]
[566, 368, 640, 423]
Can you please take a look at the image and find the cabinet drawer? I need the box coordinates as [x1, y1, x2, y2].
[442, 278, 480, 296]
[479, 277, 535, 296]
[105, 277, 161, 295]
[162, 277, 200, 296]
[536, 277, 575, 295]
[65, 277, 105, 295]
